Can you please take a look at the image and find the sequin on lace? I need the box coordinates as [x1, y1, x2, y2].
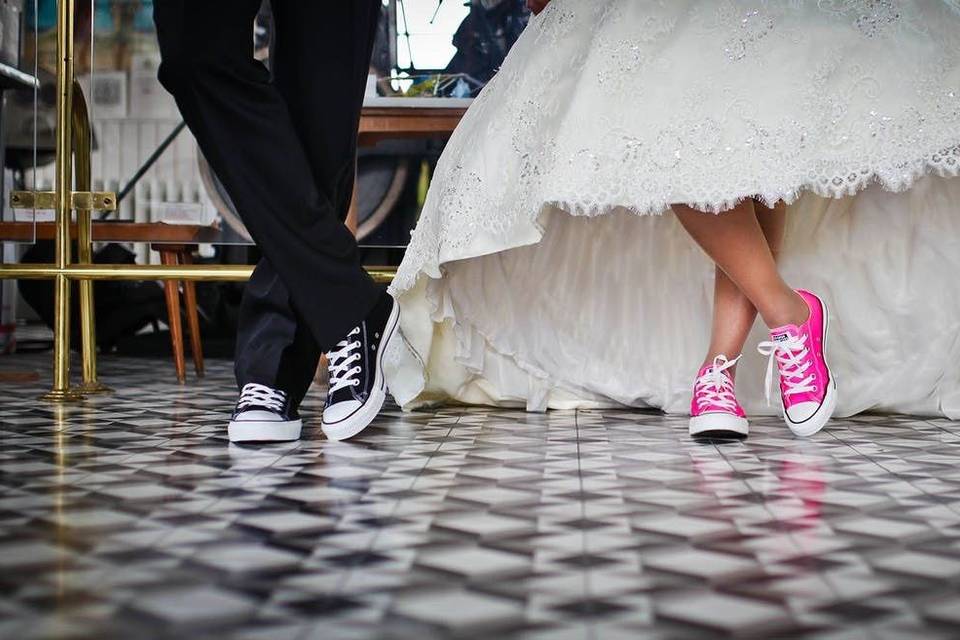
[723, 9, 776, 61]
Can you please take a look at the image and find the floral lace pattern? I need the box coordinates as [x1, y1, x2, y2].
[391, 0, 960, 295]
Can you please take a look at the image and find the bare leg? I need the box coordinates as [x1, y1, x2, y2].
[675, 199, 806, 334]
[703, 200, 787, 370]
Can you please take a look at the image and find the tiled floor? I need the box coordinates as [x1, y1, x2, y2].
[2, 354, 960, 639]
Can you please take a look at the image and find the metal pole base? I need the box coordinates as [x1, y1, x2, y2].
[39, 389, 87, 403]
[77, 381, 113, 394]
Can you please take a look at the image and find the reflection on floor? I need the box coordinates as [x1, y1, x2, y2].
[1, 354, 960, 639]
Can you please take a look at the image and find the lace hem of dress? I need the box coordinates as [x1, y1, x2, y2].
[390, 148, 960, 296]
[563, 145, 960, 217]
[389, 278, 631, 413]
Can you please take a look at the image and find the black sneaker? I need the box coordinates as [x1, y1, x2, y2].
[321, 292, 400, 441]
[228, 383, 302, 443]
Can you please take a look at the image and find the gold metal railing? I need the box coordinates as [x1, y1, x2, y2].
[0, 0, 395, 401]
[3, 264, 398, 282]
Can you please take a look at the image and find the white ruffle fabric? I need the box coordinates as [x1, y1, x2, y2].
[385, 0, 960, 419]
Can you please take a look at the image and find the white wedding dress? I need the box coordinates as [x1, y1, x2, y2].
[385, 0, 960, 419]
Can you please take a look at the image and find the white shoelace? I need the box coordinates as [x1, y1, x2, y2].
[327, 327, 363, 395]
[694, 354, 741, 412]
[237, 383, 287, 413]
[757, 333, 816, 405]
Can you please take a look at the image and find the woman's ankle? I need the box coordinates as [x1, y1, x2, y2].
[762, 289, 810, 329]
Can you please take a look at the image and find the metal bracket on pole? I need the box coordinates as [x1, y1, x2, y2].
[10, 191, 118, 212]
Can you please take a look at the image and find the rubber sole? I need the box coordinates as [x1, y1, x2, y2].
[228, 418, 302, 443]
[784, 291, 838, 438]
[321, 300, 400, 442]
[689, 412, 749, 440]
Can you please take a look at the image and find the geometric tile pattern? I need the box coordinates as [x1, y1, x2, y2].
[2, 353, 960, 639]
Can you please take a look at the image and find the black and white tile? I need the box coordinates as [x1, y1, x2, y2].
[1, 353, 960, 639]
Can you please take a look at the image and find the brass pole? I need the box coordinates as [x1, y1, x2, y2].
[0, 263, 398, 283]
[0, 264, 255, 280]
[72, 81, 110, 394]
[43, 0, 84, 402]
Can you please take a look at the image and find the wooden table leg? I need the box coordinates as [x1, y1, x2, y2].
[180, 251, 205, 378]
[159, 249, 186, 384]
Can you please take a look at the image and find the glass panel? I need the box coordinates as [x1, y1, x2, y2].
[372, 0, 528, 102]
[85, 0, 239, 269]
[2, 0, 40, 351]
[360, 0, 530, 265]
[78, 0, 95, 239]
[4, 0, 43, 243]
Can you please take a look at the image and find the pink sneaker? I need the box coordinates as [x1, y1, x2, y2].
[689, 355, 749, 439]
[757, 289, 838, 437]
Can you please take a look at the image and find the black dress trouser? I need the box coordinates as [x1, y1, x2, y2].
[154, 1, 382, 408]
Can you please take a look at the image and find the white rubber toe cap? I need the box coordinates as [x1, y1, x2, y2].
[322, 389, 386, 442]
[783, 381, 837, 437]
[785, 402, 819, 423]
[322, 400, 362, 425]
